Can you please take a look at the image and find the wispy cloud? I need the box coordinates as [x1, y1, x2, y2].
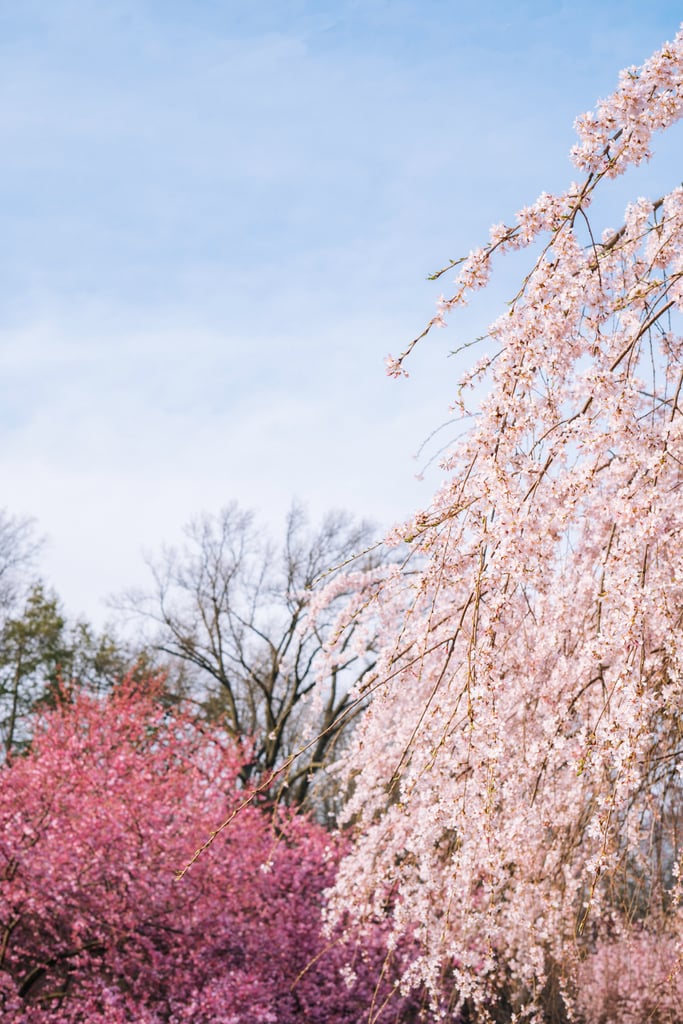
[0, 0, 681, 620]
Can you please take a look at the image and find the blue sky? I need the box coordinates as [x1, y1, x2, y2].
[1, 0, 682, 623]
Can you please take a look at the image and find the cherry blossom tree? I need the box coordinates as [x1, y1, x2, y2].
[0, 678, 425, 1023]
[322, 25, 683, 1022]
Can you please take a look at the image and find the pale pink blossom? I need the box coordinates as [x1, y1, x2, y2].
[325, 23, 683, 1022]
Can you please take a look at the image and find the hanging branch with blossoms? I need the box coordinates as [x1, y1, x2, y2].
[322, 25, 683, 1023]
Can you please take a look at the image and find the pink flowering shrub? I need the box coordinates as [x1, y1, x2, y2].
[0, 680, 424, 1023]
[575, 924, 683, 1024]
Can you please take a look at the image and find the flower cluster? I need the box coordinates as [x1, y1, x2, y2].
[0, 680, 424, 1023]
[339, 23, 683, 1021]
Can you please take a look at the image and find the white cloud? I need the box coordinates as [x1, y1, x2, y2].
[1, 0, 681, 622]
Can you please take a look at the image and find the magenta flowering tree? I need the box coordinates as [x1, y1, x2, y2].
[320, 25, 683, 1023]
[0, 679, 424, 1023]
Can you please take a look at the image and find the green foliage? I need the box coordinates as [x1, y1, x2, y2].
[0, 582, 154, 757]
[0, 583, 66, 754]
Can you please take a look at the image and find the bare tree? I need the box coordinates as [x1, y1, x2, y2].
[122, 503, 379, 806]
[0, 509, 41, 612]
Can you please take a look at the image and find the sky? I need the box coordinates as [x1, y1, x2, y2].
[1, 0, 682, 625]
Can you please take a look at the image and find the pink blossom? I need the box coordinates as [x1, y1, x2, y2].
[325, 23, 683, 1022]
[0, 680, 425, 1023]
